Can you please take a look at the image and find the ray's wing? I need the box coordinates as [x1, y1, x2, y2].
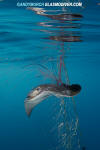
[24, 92, 51, 117]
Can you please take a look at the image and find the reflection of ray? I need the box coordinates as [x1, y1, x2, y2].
[38, 22, 81, 29]
[32, 9, 82, 43]
[27, 7, 83, 21]
[40, 25, 82, 42]
[29, 6, 82, 43]
[44, 13, 83, 21]
[27, 7, 46, 15]
[47, 35, 82, 42]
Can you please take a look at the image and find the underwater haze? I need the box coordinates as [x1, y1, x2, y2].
[0, 0, 100, 150]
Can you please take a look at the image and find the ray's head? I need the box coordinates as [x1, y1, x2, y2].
[26, 85, 49, 101]
[26, 86, 42, 100]
[68, 84, 81, 96]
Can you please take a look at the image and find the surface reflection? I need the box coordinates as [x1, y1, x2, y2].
[30, 7, 82, 43]
[47, 35, 82, 42]
[27, 7, 83, 21]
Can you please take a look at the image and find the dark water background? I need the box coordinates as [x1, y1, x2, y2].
[0, 0, 100, 150]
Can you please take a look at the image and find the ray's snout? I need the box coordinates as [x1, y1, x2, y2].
[69, 84, 81, 96]
[71, 84, 81, 92]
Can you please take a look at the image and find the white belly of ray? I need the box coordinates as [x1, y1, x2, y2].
[24, 88, 73, 117]
[24, 91, 50, 117]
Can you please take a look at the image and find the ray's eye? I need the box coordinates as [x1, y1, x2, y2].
[36, 87, 40, 91]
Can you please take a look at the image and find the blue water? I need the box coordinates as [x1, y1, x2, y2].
[0, 0, 100, 150]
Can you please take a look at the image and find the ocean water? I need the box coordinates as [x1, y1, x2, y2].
[0, 0, 100, 150]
